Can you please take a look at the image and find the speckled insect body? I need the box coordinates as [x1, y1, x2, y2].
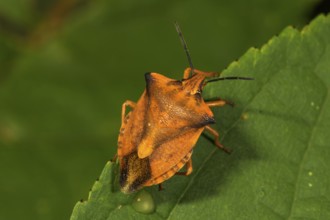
[117, 68, 231, 193]
[116, 23, 252, 194]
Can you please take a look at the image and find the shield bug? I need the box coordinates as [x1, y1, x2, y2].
[116, 23, 252, 194]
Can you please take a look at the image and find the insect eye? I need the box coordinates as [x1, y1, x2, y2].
[194, 92, 202, 101]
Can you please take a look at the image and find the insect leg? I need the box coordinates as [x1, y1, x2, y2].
[158, 184, 163, 191]
[175, 159, 193, 176]
[204, 125, 231, 154]
[183, 67, 219, 79]
[111, 154, 118, 162]
[206, 98, 234, 107]
[121, 100, 136, 124]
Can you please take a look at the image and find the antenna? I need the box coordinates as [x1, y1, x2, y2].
[206, 76, 254, 83]
[174, 22, 194, 77]
[174, 22, 254, 83]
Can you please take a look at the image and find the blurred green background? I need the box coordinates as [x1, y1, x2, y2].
[0, 0, 328, 219]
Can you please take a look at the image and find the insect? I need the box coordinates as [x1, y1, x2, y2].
[116, 23, 252, 194]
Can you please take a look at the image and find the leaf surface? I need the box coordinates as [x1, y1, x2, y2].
[71, 14, 330, 220]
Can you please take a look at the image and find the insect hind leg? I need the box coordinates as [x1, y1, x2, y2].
[175, 159, 193, 176]
[157, 159, 193, 191]
[111, 154, 118, 163]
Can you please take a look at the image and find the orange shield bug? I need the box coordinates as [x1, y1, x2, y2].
[116, 23, 253, 194]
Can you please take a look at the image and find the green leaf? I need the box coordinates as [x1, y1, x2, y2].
[0, 1, 322, 219]
[70, 14, 330, 219]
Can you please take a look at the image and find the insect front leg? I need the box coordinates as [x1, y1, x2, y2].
[121, 100, 136, 124]
[204, 125, 231, 154]
[206, 98, 234, 108]
[183, 67, 219, 79]
[175, 159, 193, 176]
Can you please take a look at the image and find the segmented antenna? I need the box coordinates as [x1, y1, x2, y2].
[174, 22, 194, 77]
[207, 76, 254, 83]
[175, 22, 254, 82]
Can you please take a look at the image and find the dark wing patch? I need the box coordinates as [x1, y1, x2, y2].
[120, 151, 151, 193]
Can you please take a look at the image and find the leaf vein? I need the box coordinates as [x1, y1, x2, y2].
[166, 65, 278, 219]
[286, 85, 328, 219]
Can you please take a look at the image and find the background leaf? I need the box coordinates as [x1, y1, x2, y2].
[70, 14, 330, 219]
[0, 0, 328, 219]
